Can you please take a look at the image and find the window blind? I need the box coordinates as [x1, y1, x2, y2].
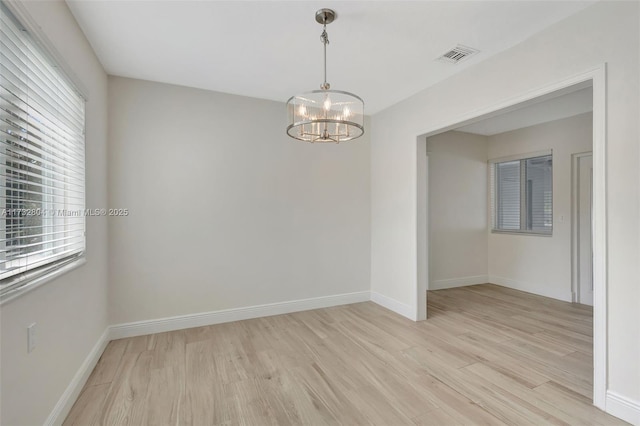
[0, 3, 85, 295]
[495, 160, 521, 230]
[490, 153, 552, 234]
[525, 156, 553, 232]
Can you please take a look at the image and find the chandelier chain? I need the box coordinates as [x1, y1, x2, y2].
[321, 25, 330, 90]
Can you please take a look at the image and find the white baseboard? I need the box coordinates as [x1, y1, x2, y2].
[430, 275, 489, 290]
[45, 291, 371, 423]
[607, 391, 640, 425]
[44, 328, 110, 426]
[488, 275, 572, 302]
[46, 290, 638, 426]
[109, 291, 370, 340]
[370, 291, 415, 320]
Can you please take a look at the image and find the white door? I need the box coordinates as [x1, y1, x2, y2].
[578, 155, 593, 306]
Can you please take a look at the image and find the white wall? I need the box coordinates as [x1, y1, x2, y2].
[108, 77, 371, 324]
[0, 1, 109, 425]
[371, 0, 639, 405]
[426, 131, 488, 289]
[488, 113, 592, 301]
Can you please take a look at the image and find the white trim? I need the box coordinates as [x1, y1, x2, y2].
[0, 258, 86, 306]
[109, 291, 370, 340]
[490, 230, 552, 237]
[488, 275, 572, 303]
[370, 291, 415, 320]
[488, 149, 552, 164]
[430, 275, 489, 290]
[590, 64, 607, 410]
[44, 328, 109, 426]
[606, 391, 640, 425]
[416, 64, 608, 409]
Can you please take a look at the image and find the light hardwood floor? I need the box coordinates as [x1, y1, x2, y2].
[64, 284, 627, 425]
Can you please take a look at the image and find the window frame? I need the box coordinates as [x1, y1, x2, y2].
[0, 1, 87, 303]
[490, 150, 553, 236]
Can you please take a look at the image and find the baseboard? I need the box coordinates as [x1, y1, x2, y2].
[488, 275, 572, 302]
[430, 275, 489, 290]
[45, 291, 370, 423]
[45, 290, 637, 426]
[44, 328, 110, 426]
[370, 291, 415, 320]
[607, 391, 640, 425]
[109, 291, 371, 340]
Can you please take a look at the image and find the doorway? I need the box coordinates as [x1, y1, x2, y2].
[416, 65, 607, 408]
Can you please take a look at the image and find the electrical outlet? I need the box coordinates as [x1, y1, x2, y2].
[27, 323, 36, 353]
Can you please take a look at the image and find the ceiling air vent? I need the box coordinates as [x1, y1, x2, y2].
[438, 45, 479, 64]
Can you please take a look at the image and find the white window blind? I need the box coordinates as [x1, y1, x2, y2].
[490, 153, 552, 235]
[525, 156, 553, 232]
[494, 160, 521, 230]
[0, 3, 85, 296]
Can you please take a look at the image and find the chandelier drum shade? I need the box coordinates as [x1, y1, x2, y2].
[286, 9, 364, 143]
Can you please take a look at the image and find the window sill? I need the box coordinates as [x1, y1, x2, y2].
[0, 257, 86, 306]
[491, 230, 553, 237]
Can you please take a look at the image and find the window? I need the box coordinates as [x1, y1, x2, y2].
[490, 152, 552, 235]
[1, 3, 85, 298]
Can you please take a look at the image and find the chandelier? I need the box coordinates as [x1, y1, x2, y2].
[286, 9, 364, 143]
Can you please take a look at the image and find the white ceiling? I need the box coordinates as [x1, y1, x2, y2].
[66, 1, 596, 114]
[456, 86, 593, 136]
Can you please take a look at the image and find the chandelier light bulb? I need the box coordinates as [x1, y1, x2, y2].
[323, 96, 332, 112]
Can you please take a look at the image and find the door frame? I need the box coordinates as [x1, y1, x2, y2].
[572, 151, 594, 304]
[416, 64, 607, 408]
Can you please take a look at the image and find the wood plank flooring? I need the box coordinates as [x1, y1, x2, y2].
[64, 284, 627, 425]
